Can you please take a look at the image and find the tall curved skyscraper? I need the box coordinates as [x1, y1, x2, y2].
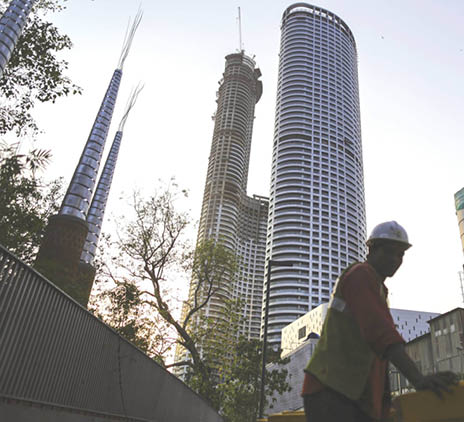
[175, 51, 266, 365]
[264, 4, 367, 346]
[195, 51, 267, 339]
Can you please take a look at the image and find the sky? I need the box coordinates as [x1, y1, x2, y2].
[30, 0, 464, 314]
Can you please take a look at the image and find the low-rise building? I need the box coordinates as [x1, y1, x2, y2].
[268, 305, 450, 413]
[404, 308, 464, 375]
[391, 307, 464, 394]
[281, 304, 439, 357]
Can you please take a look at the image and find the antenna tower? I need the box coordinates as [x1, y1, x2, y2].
[118, 7, 143, 70]
[119, 83, 144, 131]
[238, 7, 243, 52]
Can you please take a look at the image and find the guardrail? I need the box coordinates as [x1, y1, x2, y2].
[0, 244, 222, 422]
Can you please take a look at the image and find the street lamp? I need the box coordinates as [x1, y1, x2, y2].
[259, 259, 295, 419]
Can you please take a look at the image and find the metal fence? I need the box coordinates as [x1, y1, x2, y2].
[0, 245, 222, 422]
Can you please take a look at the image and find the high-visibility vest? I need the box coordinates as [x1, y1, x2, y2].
[305, 263, 384, 400]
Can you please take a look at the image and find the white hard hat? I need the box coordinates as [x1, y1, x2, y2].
[367, 221, 411, 249]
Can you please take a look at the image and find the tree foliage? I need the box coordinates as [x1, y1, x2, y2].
[92, 185, 238, 395]
[0, 0, 81, 137]
[218, 338, 291, 422]
[90, 183, 291, 417]
[183, 297, 291, 420]
[0, 143, 63, 263]
[89, 277, 173, 365]
[0, 0, 78, 259]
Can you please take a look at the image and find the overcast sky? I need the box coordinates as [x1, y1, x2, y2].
[31, 0, 464, 313]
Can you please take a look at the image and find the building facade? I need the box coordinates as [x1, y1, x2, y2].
[410, 308, 464, 374]
[179, 51, 267, 356]
[264, 3, 367, 346]
[280, 303, 440, 357]
[392, 308, 464, 394]
[268, 305, 444, 413]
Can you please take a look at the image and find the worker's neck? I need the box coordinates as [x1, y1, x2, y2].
[366, 256, 387, 282]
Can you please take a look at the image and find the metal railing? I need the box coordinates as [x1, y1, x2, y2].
[0, 244, 222, 421]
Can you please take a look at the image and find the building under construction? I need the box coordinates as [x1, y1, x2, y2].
[175, 50, 267, 370]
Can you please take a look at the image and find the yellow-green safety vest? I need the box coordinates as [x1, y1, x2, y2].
[305, 263, 380, 400]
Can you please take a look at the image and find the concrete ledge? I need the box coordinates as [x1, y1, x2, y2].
[0, 396, 152, 422]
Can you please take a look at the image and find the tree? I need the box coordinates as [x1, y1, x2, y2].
[91, 184, 237, 404]
[89, 277, 174, 365]
[91, 184, 291, 414]
[181, 296, 243, 408]
[0, 0, 80, 261]
[0, 0, 81, 138]
[182, 296, 291, 420]
[217, 338, 291, 422]
[0, 143, 63, 263]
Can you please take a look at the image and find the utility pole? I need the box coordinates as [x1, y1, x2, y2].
[259, 259, 294, 419]
[459, 266, 464, 304]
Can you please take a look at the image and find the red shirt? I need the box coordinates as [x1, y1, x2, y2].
[302, 262, 405, 420]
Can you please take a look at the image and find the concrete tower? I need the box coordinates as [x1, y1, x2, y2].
[196, 51, 266, 339]
[35, 12, 142, 306]
[177, 51, 266, 366]
[35, 68, 122, 305]
[0, 0, 35, 79]
[78, 85, 143, 293]
[264, 3, 367, 346]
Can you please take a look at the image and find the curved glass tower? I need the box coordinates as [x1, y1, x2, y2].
[264, 4, 367, 346]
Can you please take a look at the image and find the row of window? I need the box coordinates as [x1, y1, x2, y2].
[284, 21, 354, 51]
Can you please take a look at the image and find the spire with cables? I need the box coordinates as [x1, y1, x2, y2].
[80, 84, 143, 265]
[59, 10, 143, 220]
[35, 10, 143, 306]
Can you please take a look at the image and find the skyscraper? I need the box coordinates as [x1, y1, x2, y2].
[264, 4, 367, 346]
[181, 51, 266, 347]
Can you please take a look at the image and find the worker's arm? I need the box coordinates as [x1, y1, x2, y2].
[385, 343, 459, 397]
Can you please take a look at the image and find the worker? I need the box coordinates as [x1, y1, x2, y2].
[302, 221, 459, 422]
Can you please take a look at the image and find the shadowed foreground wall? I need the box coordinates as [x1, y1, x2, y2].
[0, 245, 222, 422]
[34, 215, 91, 306]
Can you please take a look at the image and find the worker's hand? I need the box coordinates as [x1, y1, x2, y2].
[414, 372, 460, 398]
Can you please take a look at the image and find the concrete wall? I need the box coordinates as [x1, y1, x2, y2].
[266, 340, 318, 415]
[406, 334, 434, 374]
[0, 396, 149, 422]
[428, 308, 464, 374]
[0, 245, 222, 422]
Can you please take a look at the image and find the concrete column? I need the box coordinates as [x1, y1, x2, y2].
[35, 214, 89, 306]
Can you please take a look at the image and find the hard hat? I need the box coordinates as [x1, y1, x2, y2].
[367, 221, 411, 249]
